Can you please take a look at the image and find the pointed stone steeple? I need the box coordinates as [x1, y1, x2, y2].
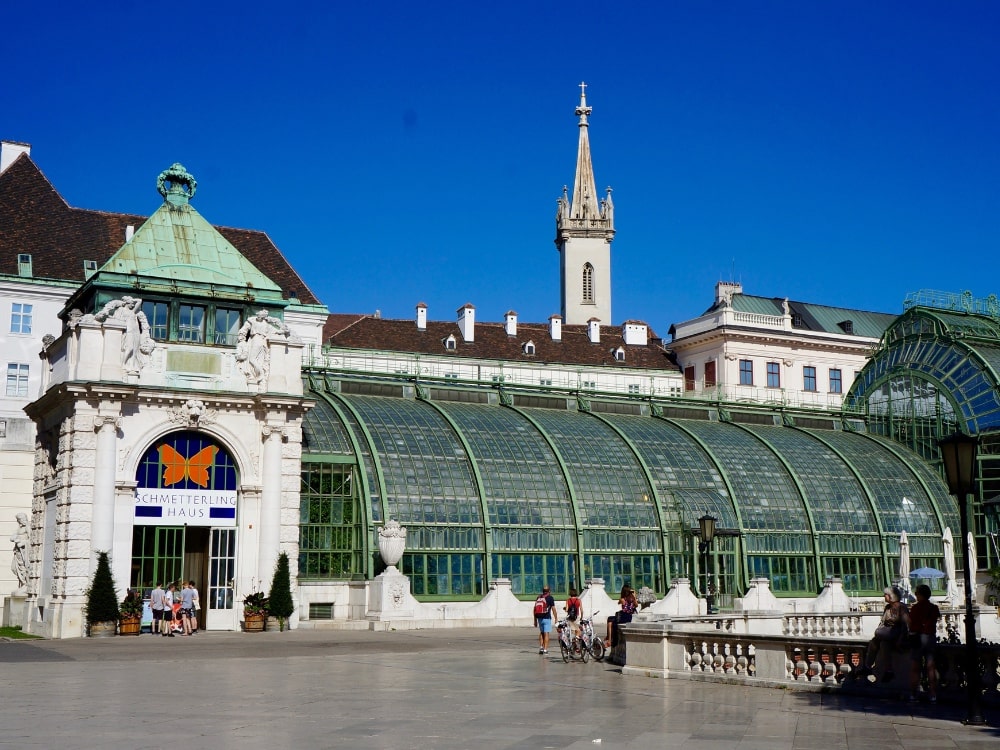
[556, 83, 615, 326]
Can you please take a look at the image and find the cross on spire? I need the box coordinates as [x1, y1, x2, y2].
[575, 80, 592, 122]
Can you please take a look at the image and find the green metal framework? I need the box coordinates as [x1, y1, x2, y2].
[299, 371, 954, 600]
[847, 300, 1000, 570]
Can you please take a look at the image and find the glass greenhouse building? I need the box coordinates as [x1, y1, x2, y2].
[299, 369, 959, 605]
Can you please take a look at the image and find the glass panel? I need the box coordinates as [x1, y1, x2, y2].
[142, 301, 169, 340]
[178, 305, 205, 343]
[214, 307, 242, 346]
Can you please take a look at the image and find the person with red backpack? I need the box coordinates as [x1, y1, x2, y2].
[563, 588, 583, 638]
[533, 585, 556, 654]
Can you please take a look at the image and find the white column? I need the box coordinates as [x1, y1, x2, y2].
[91, 415, 120, 569]
[257, 425, 284, 585]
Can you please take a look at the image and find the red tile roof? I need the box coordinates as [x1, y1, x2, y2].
[0, 154, 321, 305]
[324, 315, 679, 370]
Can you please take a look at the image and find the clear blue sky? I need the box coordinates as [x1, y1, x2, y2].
[5, 2, 999, 334]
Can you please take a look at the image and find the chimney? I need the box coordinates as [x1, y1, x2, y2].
[549, 314, 562, 342]
[0, 141, 31, 174]
[587, 317, 601, 344]
[715, 281, 743, 306]
[125, 225, 135, 242]
[457, 303, 475, 342]
[622, 320, 648, 346]
[504, 310, 517, 337]
[416, 302, 427, 331]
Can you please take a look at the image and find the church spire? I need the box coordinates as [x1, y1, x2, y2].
[570, 82, 601, 220]
[555, 84, 615, 326]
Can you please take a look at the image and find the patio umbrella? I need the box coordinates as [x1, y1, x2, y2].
[897, 531, 911, 597]
[943, 527, 960, 607]
[909, 567, 946, 579]
[967, 531, 978, 599]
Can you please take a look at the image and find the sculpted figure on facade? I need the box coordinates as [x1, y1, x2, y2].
[93, 295, 154, 375]
[10, 512, 29, 594]
[235, 310, 290, 388]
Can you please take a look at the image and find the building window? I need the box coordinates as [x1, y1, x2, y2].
[613, 347, 625, 362]
[522, 341, 535, 355]
[581, 380, 596, 391]
[766, 362, 781, 388]
[10, 303, 32, 334]
[5, 363, 29, 397]
[178, 305, 205, 343]
[214, 307, 242, 346]
[739, 359, 753, 386]
[829, 369, 843, 394]
[684, 366, 696, 391]
[299, 464, 360, 579]
[704, 361, 716, 388]
[627, 384, 641, 394]
[540, 378, 553, 387]
[582, 263, 594, 304]
[803, 366, 817, 392]
[444, 335, 457, 351]
[444, 373, 459, 380]
[142, 301, 169, 340]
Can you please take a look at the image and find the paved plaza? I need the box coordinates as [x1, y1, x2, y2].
[1, 627, 997, 749]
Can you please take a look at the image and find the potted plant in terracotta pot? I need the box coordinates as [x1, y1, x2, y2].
[243, 590, 268, 632]
[84, 551, 120, 637]
[118, 590, 144, 636]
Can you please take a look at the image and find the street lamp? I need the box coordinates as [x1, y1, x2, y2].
[937, 431, 986, 726]
[698, 514, 717, 615]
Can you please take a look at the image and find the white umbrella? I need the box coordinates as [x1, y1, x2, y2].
[943, 527, 960, 607]
[967, 531, 978, 601]
[897, 530, 911, 598]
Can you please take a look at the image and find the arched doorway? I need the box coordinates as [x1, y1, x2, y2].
[130, 431, 239, 630]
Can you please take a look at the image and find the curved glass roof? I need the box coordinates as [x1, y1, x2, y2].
[301, 387, 953, 594]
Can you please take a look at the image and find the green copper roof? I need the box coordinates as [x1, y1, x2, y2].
[97, 164, 282, 293]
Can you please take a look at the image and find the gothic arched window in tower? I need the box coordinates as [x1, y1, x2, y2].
[582, 263, 595, 305]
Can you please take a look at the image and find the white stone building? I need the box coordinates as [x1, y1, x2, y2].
[669, 281, 897, 411]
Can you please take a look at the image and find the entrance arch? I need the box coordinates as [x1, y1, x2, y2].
[131, 431, 240, 630]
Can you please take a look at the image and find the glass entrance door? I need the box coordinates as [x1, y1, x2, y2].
[207, 528, 236, 629]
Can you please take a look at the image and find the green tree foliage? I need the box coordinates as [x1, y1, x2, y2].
[268, 552, 295, 630]
[85, 551, 120, 625]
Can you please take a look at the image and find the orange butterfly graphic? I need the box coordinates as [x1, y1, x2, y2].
[158, 444, 218, 488]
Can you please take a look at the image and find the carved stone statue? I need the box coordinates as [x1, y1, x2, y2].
[10, 512, 28, 594]
[235, 310, 290, 388]
[94, 295, 154, 375]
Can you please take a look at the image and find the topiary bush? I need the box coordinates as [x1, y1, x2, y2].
[84, 551, 120, 625]
[267, 551, 295, 631]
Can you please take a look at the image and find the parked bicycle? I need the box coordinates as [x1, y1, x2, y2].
[556, 619, 590, 662]
[578, 610, 605, 661]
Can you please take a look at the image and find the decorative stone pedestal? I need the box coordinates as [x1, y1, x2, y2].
[2, 595, 27, 628]
[367, 566, 415, 620]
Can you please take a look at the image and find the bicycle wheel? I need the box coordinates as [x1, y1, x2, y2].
[590, 637, 606, 662]
[560, 639, 570, 662]
[578, 637, 590, 663]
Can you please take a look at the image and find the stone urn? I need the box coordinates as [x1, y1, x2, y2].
[378, 519, 407, 569]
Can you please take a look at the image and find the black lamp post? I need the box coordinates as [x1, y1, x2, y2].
[937, 431, 986, 726]
[698, 514, 718, 615]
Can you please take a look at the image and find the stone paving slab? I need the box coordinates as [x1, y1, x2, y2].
[1, 627, 997, 749]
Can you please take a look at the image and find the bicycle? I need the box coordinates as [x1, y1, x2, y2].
[578, 611, 605, 662]
[556, 619, 590, 663]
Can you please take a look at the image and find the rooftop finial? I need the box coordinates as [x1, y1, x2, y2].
[576, 81, 592, 125]
[156, 163, 197, 207]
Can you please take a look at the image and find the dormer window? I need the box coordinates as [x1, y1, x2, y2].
[612, 346, 625, 362]
[522, 340, 536, 356]
[443, 334, 457, 351]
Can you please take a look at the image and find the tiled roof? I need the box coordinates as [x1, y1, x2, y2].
[728, 294, 895, 339]
[0, 153, 321, 305]
[325, 315, 680, 371]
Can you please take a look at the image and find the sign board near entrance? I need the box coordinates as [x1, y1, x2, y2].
[134, 489, 237, 527]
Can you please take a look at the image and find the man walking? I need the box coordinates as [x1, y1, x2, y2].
[149, 582, 165, 636]
[533, 585, 556, 654]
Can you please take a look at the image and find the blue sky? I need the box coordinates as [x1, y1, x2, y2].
[5, 2, 999, 335]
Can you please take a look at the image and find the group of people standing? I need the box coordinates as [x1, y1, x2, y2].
[148, 581, 200, 637]
[866, 583, 941, 703]
[532, 584, 638, 654]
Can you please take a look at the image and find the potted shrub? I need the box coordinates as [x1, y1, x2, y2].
[267, 552, 295, 632]
[243, 590, 268, 632]
[84, 551, 120, 637]
[119, 591, 144, 636]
